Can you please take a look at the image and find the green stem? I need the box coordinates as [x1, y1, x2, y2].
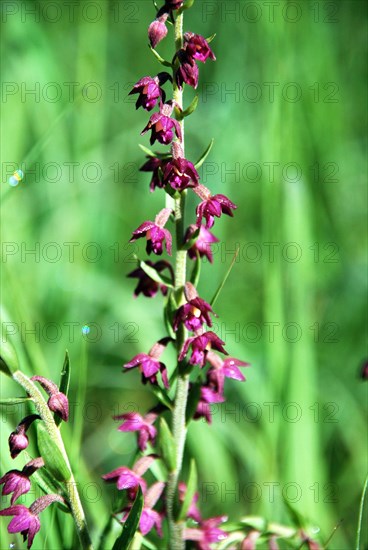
[12, 370, 94, 550]
[166, 8, 190, 550]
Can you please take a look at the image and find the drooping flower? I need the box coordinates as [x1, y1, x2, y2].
[0, 495, 64, 549]
[115, 412, 158, 451]
[8, 415, 40, 459]
[179, 331, 227, 368]
[184, 516, 228, 550]
[139, 481, 165, 536]
[241, 530, 261, 550]
[184, 33, 216, 63]
[123, 339, 170, 389]
[140, 156, 171, 192]
[173, 282, 215, 332]
[178, 482, 202, 522]
[0, 458, 44, 505]
[185, 224, 219, 263]
[194, 385, 224, 424]
[130, 208, 172, 256]
[206, 351, 250, 394]
[176, 50, 199, 89]
[128, 260, 173, 298]
[148, 14, 168, 48]
[194, 185, 237, 229]
[102, 455, 156, 494]
[141, 103, 182, 145]
[163, 157, 199, 191]
[31, 376, 69, 422]
[129, 74, 170, 111]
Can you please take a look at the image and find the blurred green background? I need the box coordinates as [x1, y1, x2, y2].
[1, 1, 367, 548]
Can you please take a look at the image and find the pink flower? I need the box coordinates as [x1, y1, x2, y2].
[148, 14, 168, 48]
[124, 339, 170, 389]
[179, 331, 227, 368]
[115, 412, 158, 451]
[130, 208, 172, 256]
[141, 103, 182, 145]
[194, 386, 224, 424]
[0, 505, 40, 549]
[206, 352, 250, 394]
[102, 455, 156, 494]
[184, 516, 228, 550]
[128, 260, 173, 298]
[178, 482, 202, 522]
[185, 225, 219, 263]
[129, 75, 169, 111]
[139, 481, 165, 536]
[0, 458, 44, 505]
[184, 33, 216, 63]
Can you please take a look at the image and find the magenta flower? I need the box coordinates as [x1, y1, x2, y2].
[185, 225, 219, 263]
[173, 282, 215, 332]
[0, 505, 40, 549]
[140, 156, 171, 192]
[0, 458, 44, 505]
[0, 495, 64, 549]
[129, 74, 169, 111]
[184, 33, 216, 63]
[130, 208, 172, 256]
[179, 331, 227, 367]
[128, 260, 173, 298]
[31, 376, 69, 421]
[178, 482, 202, 522]
[102, 455, 156, 494]
[141, 103, 182, 145]
[194, 386, 224, 424]
[148, 14, 168, 48]
[184, 516, 228, 550]
[193, 185, 237, 228]
[163, 157, 199, 191]
[139, 481, 165, 536]
[206, 352, 250, 394]
[176, 50, 199, 89]
[8, 415, 40, 459]
[124, 339, 170, 389]
[115, 412, 158, 451]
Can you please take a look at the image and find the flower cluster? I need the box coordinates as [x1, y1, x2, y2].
[102, 1, 249, 546]
[0, 377, 69, 548]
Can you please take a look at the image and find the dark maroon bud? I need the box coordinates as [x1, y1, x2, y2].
[148, 14, 168, 48]
[176, 50, 199, 90]
[31, 376, 69, 422]
[8, 415, 40, 459]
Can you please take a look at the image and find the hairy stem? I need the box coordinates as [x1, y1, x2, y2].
[166, 8, 190, 549]
[12, 370, 94, 550]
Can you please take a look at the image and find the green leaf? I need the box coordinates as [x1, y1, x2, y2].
[185, 382, 201, 424]
[206, 33, 216, 43]
[0, 336, 19, 376]
[283, 499, 306, 530]
[150, 385, 174, 410]
[178, 459, 198, 521]
[55, 350, 70, 426]
[194, 138, 214, 169]
[181, 96, 199, 119]
[210, 246, 240, 307]
[164, 292, 177, 340]
[140, 261, 174, 288]
[149, 46, 173, 67]
[37, 422, 71, 482]
[0, 397, 33, 405]
[29, 463, 69, 513]
[138, 144, 156, 158]
[355, 474, 368, 550]
[190, 252, 201, 287]
[159, 417, 176, 472]
[112, 486, 144, 550]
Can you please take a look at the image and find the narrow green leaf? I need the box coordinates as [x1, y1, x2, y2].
[206, 33, 216, 43]
[150, 385, 174, 410]
[0, 397, 33, 405]
[55, 351, 70, 426]
[194, 138, 214, 169]
[141, 537, 158, 550]
[0, 337, 19, 376]
[149, 46, 173, 67]
[112, 486, 144, 550]
[164, 292, 177, 340]
[185, 382, 201, 424]
[190, 252, 201, 287]
[140, 261, 174, 288]
[355, 474, 368, 550]
[138, 144, 156, 157]
[182, 95, 199, 118]
[210, 246, 240, 307]
[283, 499, 306, 530]
[178, 459, 198, 521]
[37, 422, 71, 482]
[159, 417, 176, 472]
[182, 0, 195, 9]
